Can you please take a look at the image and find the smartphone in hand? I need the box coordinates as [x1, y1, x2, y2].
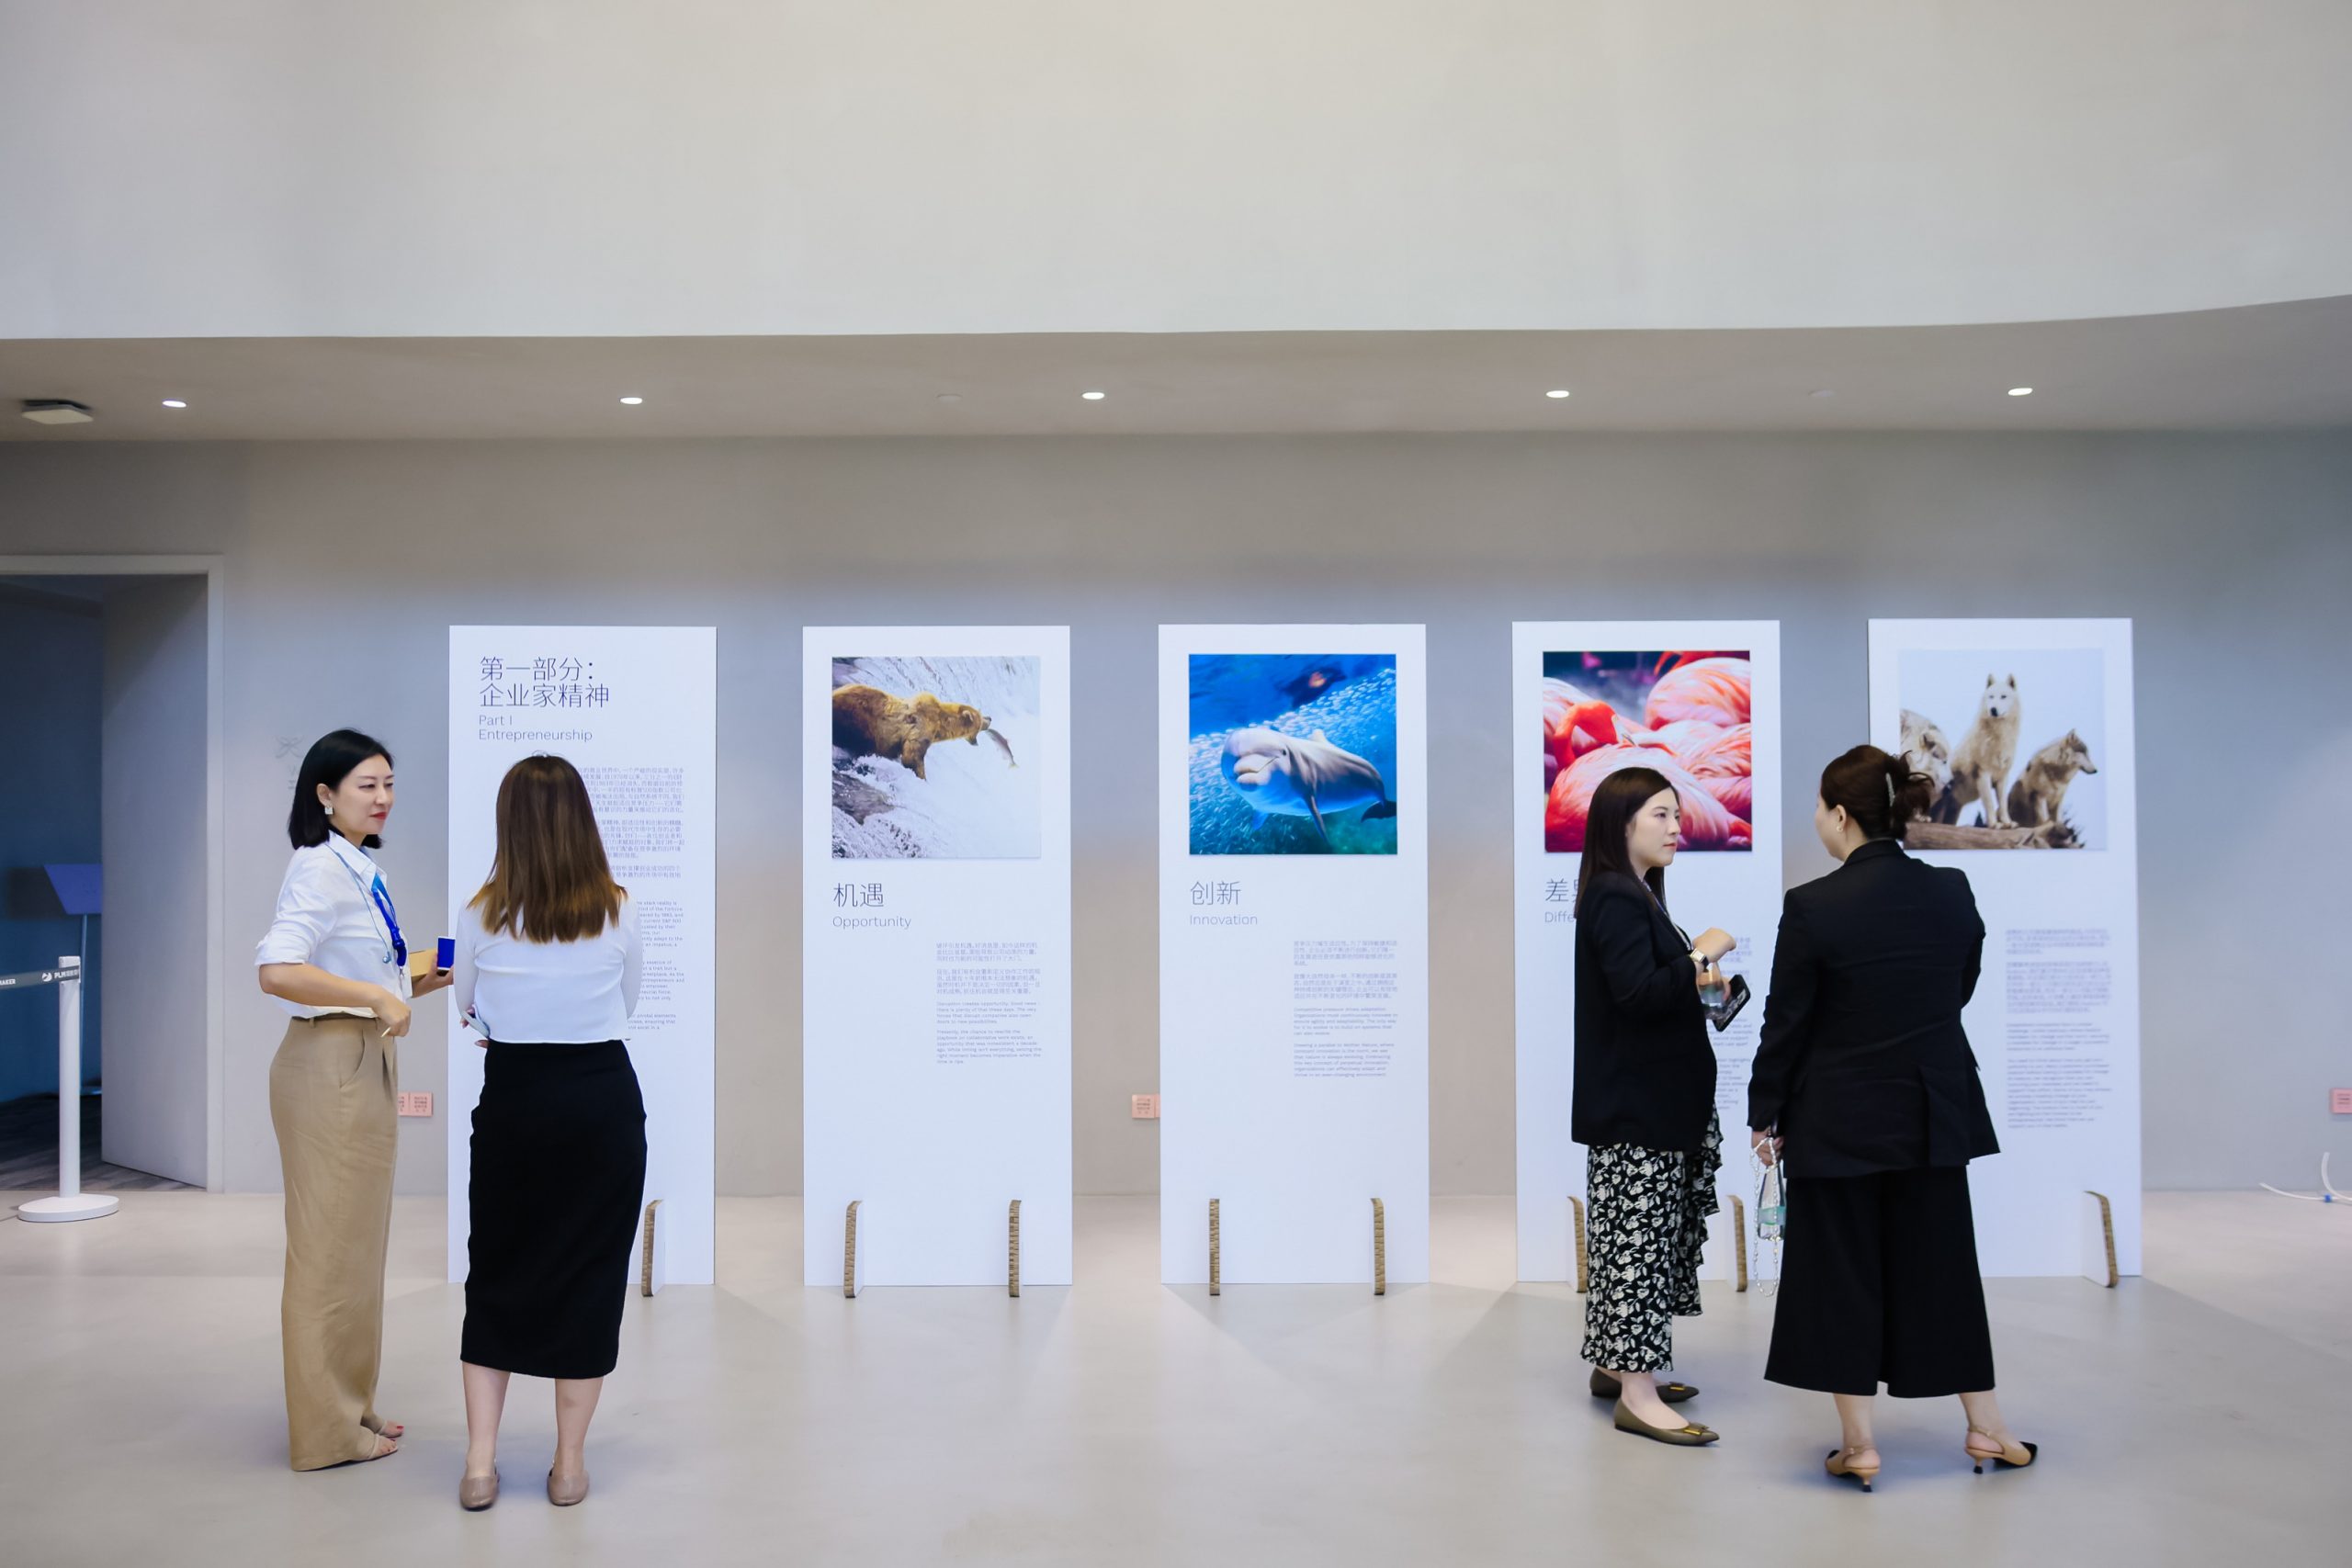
[1705, 973, 1751, 1032]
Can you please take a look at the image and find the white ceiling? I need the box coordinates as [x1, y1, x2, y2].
[5, 298, 2350, 442]
[12, 5, 2352, 340]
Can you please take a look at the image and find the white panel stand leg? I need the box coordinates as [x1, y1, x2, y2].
[17, 959, 119, 1224]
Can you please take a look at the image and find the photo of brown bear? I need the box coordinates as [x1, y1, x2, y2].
[830, 656, 1041, 859]
[832, 684, 1000, 782]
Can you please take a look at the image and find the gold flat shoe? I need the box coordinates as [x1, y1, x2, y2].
[1589, 1368, 1699, 1404]
[458, 1471, 500, 1511]
[1612, 1400, 1718, 1447]
[548, 1466, 590, 1506]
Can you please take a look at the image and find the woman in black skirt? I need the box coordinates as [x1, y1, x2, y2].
[1571, 765, 1737, 1446]
[1747, 745, 2036, 1491]
[447, 754, 646, 1511]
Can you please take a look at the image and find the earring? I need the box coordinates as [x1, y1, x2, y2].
[323, 805, 334, 817]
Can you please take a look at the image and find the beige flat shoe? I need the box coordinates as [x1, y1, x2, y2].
[548, 1466, 590, 1506]
[458, 1471, 500, 1511]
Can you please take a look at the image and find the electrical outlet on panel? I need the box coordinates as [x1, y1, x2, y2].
[397, 1091, 435, 1118]
[1131, 1094, 1159, 1120]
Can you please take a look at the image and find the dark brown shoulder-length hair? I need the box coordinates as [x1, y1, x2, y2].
[468, 754, 623, 942]
[1573, 764, 1674, 917]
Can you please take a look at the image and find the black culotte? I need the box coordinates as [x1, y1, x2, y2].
[462, 1041, 647, 1381]
[1764, 1165, 1996, 1398]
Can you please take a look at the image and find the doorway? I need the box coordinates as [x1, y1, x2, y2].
[0, 558, 221, 1195]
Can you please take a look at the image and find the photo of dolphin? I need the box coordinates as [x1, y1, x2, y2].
[1221, 727, 1396, 845]
[1189, 653, 1400, 855]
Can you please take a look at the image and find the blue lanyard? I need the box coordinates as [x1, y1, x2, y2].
[330, 843, 407, 969]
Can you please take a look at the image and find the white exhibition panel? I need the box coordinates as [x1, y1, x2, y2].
[802, 627, 1073, 1288]
[1512, 624, 1782, 1283]
[1870, 619, 2142, 1276]
[1159, 626, 1430, 1285]
[446, 626, 718, 1284]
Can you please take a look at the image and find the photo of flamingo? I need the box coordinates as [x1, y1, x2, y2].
[1541, 650, 1754, 853]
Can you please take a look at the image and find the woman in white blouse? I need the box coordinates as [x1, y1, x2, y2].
[256, 729, 446, 1470]
[448, 753, 645, 1511]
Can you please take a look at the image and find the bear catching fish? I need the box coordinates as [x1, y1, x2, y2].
[832, 683, 1011, 781]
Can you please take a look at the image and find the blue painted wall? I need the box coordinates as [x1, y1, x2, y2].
[0, 588, 102, 1102]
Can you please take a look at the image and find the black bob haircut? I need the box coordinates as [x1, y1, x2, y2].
[288, 729, 394, 850]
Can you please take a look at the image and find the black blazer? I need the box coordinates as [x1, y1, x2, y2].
[1746, 839, 1999, 1179]
[1570, 872, 1716, 1153]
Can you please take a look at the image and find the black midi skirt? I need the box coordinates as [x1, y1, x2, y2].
[1764, 1164, 1996, 1398]
[462, 1041, 647, 1380]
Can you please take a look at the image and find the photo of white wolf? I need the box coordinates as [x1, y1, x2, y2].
[1897, 649, 2109, 851]
[1942, 673, 2020, 829]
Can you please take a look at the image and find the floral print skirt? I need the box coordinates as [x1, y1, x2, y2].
[1581, 1112, 1723, 1373]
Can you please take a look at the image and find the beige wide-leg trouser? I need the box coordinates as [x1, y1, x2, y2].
[268, 1015, 398, 1471]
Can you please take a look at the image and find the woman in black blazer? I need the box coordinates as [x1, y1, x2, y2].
[1747, 745, 2036, 1490]
[1572, 765, 1736, 1447]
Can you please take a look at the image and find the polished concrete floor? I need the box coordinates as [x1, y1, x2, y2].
[3, 1190, 2346, 1565]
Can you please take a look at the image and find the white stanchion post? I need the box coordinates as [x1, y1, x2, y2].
[17, 957, 119, 1224]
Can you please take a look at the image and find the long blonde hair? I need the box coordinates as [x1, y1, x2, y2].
[468, 755, 623, 942]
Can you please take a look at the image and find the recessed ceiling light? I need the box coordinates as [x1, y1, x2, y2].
[1809, 389, 1836, 400]
[161, 399, 188, 409]
[1544, 389, 1571, 400]
[936, 393, 963, 404]
[20, 399, 94, 425]
[2007, 387, 2033, 397]
[1080, 390, 1106, 400]
[619, 395, 644, 405]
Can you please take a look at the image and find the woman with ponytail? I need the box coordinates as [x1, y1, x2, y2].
[1747, 745, 2033, 1491]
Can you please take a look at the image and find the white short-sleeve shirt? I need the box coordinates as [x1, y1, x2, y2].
[451, 895, 642, 1045]
[255, 838, 411, 1018]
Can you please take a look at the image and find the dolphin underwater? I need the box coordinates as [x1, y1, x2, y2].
[1219, 727, 1398, 847]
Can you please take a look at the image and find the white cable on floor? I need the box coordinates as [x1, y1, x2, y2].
[2259, 1153, 2341, 1202]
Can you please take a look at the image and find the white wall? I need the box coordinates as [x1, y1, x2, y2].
[6, 2, 2350, 339]
[98, 577, 210, 1185]
[0, 431, 2344, 1196]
